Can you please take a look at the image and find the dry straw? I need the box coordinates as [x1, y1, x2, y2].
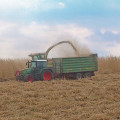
[0, 59, 27, 78]
[98, 56, 120, 73]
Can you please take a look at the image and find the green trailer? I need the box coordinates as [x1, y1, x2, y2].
[15, 54, 98, 82]
[52, 54, 98, 79]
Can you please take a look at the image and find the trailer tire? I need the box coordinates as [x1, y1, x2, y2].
[76, 73, 83, 80]
[41, 70, 53, 81]
[83, 72, 91, 78]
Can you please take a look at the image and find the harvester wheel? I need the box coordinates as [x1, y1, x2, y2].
[41, 70, 53, 81]
[76, 73, 83, 80]
[24, 75, 34, 82]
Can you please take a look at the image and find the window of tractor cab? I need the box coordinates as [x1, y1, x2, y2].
[31, 61, 47, 68]
[37, 61, 46, 68]
[31, 61, 37, 68]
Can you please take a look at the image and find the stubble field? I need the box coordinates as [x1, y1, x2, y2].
[0, 57, 120, 120]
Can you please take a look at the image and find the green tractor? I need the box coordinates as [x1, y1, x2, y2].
[15, 41, 98, 82]
[15, 59, 53, 82]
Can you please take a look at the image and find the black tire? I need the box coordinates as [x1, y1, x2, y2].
[24, 74, 34, 82]
[41, 70, 53, 81]
[16, 75, 23, 81]
[83, 72, 91, 78]
[76, 73, 83, 80]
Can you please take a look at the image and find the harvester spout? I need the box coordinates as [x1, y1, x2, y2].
[45, 41, 80, 58]
[29, 41, 80, 60]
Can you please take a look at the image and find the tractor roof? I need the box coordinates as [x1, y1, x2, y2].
[32, 60, 47, 62]
[29, 53, 46, 57]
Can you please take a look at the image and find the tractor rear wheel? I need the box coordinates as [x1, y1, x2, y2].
[24, 75, 34, 82]
[41, 70, 53, 81]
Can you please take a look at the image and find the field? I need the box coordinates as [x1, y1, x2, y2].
[0, 57, 120, 120]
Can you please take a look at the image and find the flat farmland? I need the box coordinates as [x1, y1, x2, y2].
[0, 73, 120, 120]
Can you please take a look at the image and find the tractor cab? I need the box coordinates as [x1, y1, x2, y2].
[26, 60, 47, 69]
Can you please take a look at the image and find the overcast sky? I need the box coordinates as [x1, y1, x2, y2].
[0, 0, 120, 58]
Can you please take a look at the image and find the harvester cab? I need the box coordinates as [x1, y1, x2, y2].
[29, 53, 46, 60]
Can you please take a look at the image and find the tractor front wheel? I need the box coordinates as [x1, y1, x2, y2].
[24, 75, 34, 82]
[41, 70, 53, 81]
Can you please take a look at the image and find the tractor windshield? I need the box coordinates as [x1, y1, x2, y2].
[37, 61, 46, 68]
[30, 60, 47, 68]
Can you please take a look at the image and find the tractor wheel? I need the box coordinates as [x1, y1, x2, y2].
[76, 73, 83, 80]
[24, 75, 34, 82]
[83, 72, 91, 78]
[41, 70, 53, 81]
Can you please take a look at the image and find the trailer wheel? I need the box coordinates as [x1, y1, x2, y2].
[24, 75, 34, 82]
[41, 70, 53, 81]
[76, 73, 83, 80]
[84, 72, 91, 78]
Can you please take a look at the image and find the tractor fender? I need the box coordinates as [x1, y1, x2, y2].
[42, 68, 53, 73]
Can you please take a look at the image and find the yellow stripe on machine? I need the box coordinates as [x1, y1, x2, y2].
[86, 68, 91, 70]
[67, 69, 72, 71]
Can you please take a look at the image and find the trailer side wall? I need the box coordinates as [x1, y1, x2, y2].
[53, 54, 98, 73]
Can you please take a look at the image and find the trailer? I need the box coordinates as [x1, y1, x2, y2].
[53, 54, 97, 79]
